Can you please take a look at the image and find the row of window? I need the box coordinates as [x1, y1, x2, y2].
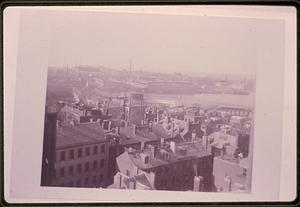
[59, 174, 104, 187]
[59, 145, 106, 162]
[55, 159, 105, 178]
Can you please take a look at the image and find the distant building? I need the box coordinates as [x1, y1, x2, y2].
[110, 141, 214, 191]
[57, 103, 111, 125]
[216, 106, 251, 117]
[208, 131, 238, 158]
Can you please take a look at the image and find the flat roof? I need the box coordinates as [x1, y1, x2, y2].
[56, 122, 106, 149]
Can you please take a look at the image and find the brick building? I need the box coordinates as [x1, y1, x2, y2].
[110, 141, 214, 191]
[41, 111, 110, 188]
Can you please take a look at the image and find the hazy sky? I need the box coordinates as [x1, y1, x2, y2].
[44, 9, 284, 76]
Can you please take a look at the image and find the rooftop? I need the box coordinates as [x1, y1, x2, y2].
[56, 122, 106, 149]
[119, 141, 211, 170]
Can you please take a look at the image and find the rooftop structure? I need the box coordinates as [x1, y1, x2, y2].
[112, 140, 214, 191]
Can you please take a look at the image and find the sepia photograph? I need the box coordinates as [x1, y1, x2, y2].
[40, 9, 256, 193]
[4, 5, 296, 203]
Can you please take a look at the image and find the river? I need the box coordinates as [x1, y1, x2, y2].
[144, 93, 255, 109]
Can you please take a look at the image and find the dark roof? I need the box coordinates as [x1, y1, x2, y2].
[106, 133, 141, 147]
[124, 141, 211, 170]
[56, 122, 106, 149]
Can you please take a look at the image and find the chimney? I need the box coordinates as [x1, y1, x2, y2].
[149, 145, 157, 158]
[149, 171, 156, 189]
[133, 124, 136, 135]
[170, 141, 176, 153]
[160, 138, 165, 146]
[141, 141, 145, 150]
[192, 130, 196, 141]
[129, 177, 137, 189]
[133, 166, 139, 176]
[140, 153, 149, 164]
[56, 120, 61, 128]
[70, 120, 75, 126]
[149, 122, 153, 132]
[193, 176, 204, 192]
[114, 172, 122, 188]
[108, 121, 112, 131]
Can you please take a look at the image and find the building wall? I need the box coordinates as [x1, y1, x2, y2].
[51, 141, 109, 188]
[151, 155, 214, 191]
[107, 142, 141, 186]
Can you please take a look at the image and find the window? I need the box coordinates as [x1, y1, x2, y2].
[144, 156, 149, 164]
[100, 159, 104, 168]
[101, 145, 105, 153]
[99, 174, 103, 183]
[85, 162, 90, 172]
[85, 147, 90, 156]
[92, 176, 97, 184]
[126, 170, 130, 177]
[60, 167, 65, 177]
[69, 150, 74, 159]
[60, 151, 65, 161]
[76, 179, 81, 187]
[84, 177, 89, 185]
[93, 160, 97, 169]
[68, 181, 73, 187]
[78, 148, 82, 158]
[69, 165, 74, 175]
[52, 169, 56, 179]
[77, 164, 82, 173]
[93, 146, 98, 155]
